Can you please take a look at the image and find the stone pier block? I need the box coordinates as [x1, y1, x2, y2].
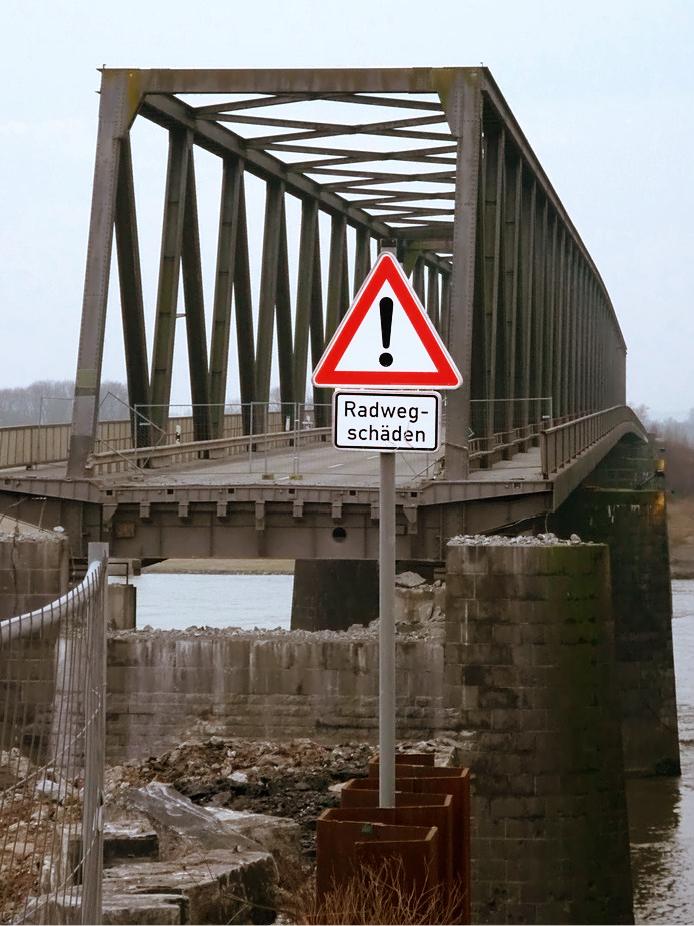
[445, 538, 633, 925]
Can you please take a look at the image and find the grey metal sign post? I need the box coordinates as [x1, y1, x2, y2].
[313, 250, 462, 809]
[379, 449, 396, 806]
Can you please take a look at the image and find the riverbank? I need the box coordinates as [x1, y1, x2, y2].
[669, 497, 694, 578]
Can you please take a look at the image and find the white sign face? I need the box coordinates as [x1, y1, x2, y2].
[333, 391, 440, 452]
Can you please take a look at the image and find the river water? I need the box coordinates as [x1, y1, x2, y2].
[628, 578, 694, 924]
[114, 572, 694, 923]
[120, 572, 294, 631]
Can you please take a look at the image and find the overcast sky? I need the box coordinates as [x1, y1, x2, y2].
[1, 0, 692, 419]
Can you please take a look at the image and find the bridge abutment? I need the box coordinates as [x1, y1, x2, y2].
[444, 538, 633, 925]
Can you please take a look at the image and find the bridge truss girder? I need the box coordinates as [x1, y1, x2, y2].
[68, 67, 626, 478]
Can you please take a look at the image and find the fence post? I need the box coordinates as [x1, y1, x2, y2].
[81, 542, 107, 925]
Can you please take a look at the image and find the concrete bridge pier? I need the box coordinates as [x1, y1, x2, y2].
[290, 560, 380, 631]
[551, 438, 680, 777]
[444, 538, 633, 925]
[290, 559, 444, 631]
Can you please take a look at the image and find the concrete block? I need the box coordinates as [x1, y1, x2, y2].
[103, 850, 276, 924]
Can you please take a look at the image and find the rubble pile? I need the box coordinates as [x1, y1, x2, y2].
[106, 738, 372, 858]
[104, 735, 462, 859]
[0, 749, 82, 923]
[449, 531, 584, 545]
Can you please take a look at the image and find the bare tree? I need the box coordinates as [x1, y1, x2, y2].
[0, 381, 128, 426]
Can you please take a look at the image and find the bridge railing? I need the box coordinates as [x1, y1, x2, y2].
[540, 405, 646, 478]
[467, 398, 556, 468]
[0, 544, 107, 925]
[2, 397, 574, 478]
[0, 406, 291, 471]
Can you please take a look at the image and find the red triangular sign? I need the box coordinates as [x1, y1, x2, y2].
[312, 252, 462, 389]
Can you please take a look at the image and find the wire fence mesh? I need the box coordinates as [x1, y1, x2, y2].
[0, 544, 107, 925]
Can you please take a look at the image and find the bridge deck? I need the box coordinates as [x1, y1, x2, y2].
[100, 444, 543, 488]
[3, 443, 543, 489]
[0, 407, 647, 560]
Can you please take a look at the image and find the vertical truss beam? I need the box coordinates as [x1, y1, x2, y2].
[181, 151, 211, 441]
[426, 268, 440, 330]
[482, 123, 504, 439]
[532, 197, 547, 424]
[565, 246, 574, 414]
[294, 198, 318, 409]
[354, 226, 371, 295]
[309, 219, 327, 417]
[68, 73, 131, 476]
[340, 228, 350, 322]
[553, 228, 566, 417]
[444, 72, 482, 479]
[255, 180, 284, 425]
[544, 212, 558, 418]
[114, 134, 149, 444]
[326, 214, 347, 341]
[412, 258, 426, 304]
[503, 152, 521, 436]
[276, 197, 295, 420]
[440, 273, 451, 344]
[150, 129, 191, 433]
[519, 177, 536, 433]
[233, 180, 255, 432]
[209, 157, 242, 438]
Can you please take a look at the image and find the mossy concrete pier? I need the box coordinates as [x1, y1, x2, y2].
[552, 438, 680, 777]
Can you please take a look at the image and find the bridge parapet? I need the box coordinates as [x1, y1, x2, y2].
[541, 405, 648, 507]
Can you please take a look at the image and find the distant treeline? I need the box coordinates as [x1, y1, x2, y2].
[634, 405, 694, 497]
[0, 380, 128, 427]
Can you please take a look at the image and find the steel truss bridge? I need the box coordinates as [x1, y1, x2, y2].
[0, 68, 646, 561]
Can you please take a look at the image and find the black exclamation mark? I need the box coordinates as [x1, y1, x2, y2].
[379, 296, 393, 367]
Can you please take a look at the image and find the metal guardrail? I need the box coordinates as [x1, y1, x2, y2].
[0, 407, 303, 471]
[86, 425, 332, 475]
[539, 405, 646, 478]
[0, 543, 107, 925]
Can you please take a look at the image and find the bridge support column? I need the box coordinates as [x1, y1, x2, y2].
[290, 560, 378, 632]
[551, 484, 680, 777]
[444, 538, 633, 925]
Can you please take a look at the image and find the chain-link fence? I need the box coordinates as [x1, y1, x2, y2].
[0, 544, 107, 925]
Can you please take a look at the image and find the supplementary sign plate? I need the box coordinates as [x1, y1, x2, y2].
[333, 390, 440, 452]
[313, 252, 462, 389]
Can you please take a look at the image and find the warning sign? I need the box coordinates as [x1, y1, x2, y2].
[312, 252, 462, 389]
